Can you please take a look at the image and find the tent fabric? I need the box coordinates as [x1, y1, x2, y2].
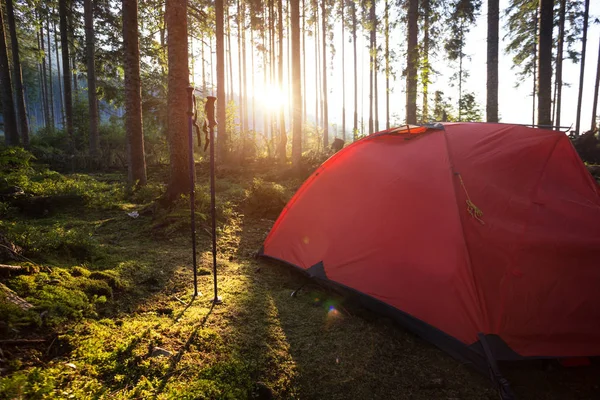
[260, 122, 600, 360]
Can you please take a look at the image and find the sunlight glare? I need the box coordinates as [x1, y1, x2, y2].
[260, 84, 288, 112]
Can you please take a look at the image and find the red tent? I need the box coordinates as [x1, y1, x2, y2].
[260, 123, 600, 373]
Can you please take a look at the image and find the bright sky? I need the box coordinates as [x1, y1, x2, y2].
[193, 0, 600, 137]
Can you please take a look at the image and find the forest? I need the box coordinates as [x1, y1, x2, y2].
[0, 0, 600, 398]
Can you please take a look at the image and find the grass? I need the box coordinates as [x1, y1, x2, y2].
[0, 155, 598, 399]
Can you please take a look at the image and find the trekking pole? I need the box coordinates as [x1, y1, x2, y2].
[187, 87, 200, 297]
[205, 96, 222, 304]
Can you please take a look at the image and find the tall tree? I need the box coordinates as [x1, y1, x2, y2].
[53, 18, 65, 128]
[216, 0, 228, 161]
[5, 0, 29, 145]
[444, 0, 481, 121]
[575, 0, 589, 133]
[486, 0, 499, 122]
[321, 0, 328, 147]
[384, 0, 389, 128]
[0, 2, 19, 145]
[291, 0, 302, 165]
[123, 0, 147, 186]
[278, 0, 286, 161]
[368, 0, 375, 134]
[46, 17, 55, 130]
[165, 0, 189, 196]
[341, 0, 346, 140]
[591, 33, 600, 132]
[406, 0, 418, 124]
[505, 0, 539, 124]
[352, 0, 358, 139]
[537, 0, 553, 128]
[39, 25, 50, 130]
[59, 0, 74, 148]
[554, 0, 566, 128]
[85, 0, 99, 156]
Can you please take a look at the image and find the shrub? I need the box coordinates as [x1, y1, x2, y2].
[243, 178, 290, 219]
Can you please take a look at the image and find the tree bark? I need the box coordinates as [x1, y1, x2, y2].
[216, 0, 228, 161]
[0, 4, 19, 145]
[372, 1, 378, 132]
[5, 0, 29, 145]
[537, 0, 553, 128]
[341, 0, 346, 140]
[123, 0, 147, 186]
[368, 0, 374, 134]
[554, 0, 566, 128]
[291, 0, 302, 165]
[591, 34, 600, 131]
[321, 0, 328, 147]
[385, 0, 390, 129]
[46, 17, 55, 131]
[406, 0, 418, 124]
[85, 0, 99, 157]
[575, 0, 589, 134]
[53, 18, 65, 129]
[59, 0, 74, 150]
[352, 0, 357, 139]
[486, 0, 498, 123]
[40, 26, 50, 130]
[278, 0, 287, 161]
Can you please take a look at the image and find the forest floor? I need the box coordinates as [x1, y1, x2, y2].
[0, 155, 599, 399]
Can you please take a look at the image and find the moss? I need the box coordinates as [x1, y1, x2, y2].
[243, 178, 290, 219]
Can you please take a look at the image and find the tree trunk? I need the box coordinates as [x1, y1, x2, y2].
[486, 0, 498, 123]
[321, 0, 328, 147]
[532, 11, 537, 125]
[46, 17, 55, 131]
[216, 0, 228, 161]
[278, 0, 286, 161]
[591, 34, 600, 131]
[554, 0, 566, 128]
[291, 0, 302, 166]
[372, 2, 378, 132]
[302, 0, 307, 130]
[368, 0, 374, 134]
[40, 26, 50, 130]
[242, 7, 249, 144]
[352, 0, 357, 139]
[123, 0, 147, 186]
[341, 0, 346, 140]
[406, 0, 418, 124]
[85, 0, 99, 157]
[575, 0, 589, 134]
[227, 8, 233, 100]
[0, 4, 19, 145]
[537, 0, 553, 128]
[237, 0, 244, 140]
[385, 0, 390, 128]
[314, 1, 319, 130]
[6, 0, 29, 145]
[53, 18, 65, 128]
[59, 0, 74, 150]
[251, 28, 256, 132]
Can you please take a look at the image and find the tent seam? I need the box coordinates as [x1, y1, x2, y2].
[441, 125, 489, 335]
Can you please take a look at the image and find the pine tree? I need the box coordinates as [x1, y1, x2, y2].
[84, 0, 99, 156]
[537, 0, 553, 128]
[0, 2, 19, 145]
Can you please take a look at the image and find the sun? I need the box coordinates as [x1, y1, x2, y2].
[259, 84, 288, 112]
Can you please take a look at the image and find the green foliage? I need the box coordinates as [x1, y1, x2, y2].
[243, 178, 290, 219]
[0, 147, 34, 173]
[0, 221, 99, 263]
[458, 92, 483, 122]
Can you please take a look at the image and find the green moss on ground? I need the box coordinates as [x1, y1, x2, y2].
[0, 150, 598, 399]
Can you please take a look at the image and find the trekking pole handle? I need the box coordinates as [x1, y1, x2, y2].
[187, 87, 194, 117]
[205, 96, 217, 128]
